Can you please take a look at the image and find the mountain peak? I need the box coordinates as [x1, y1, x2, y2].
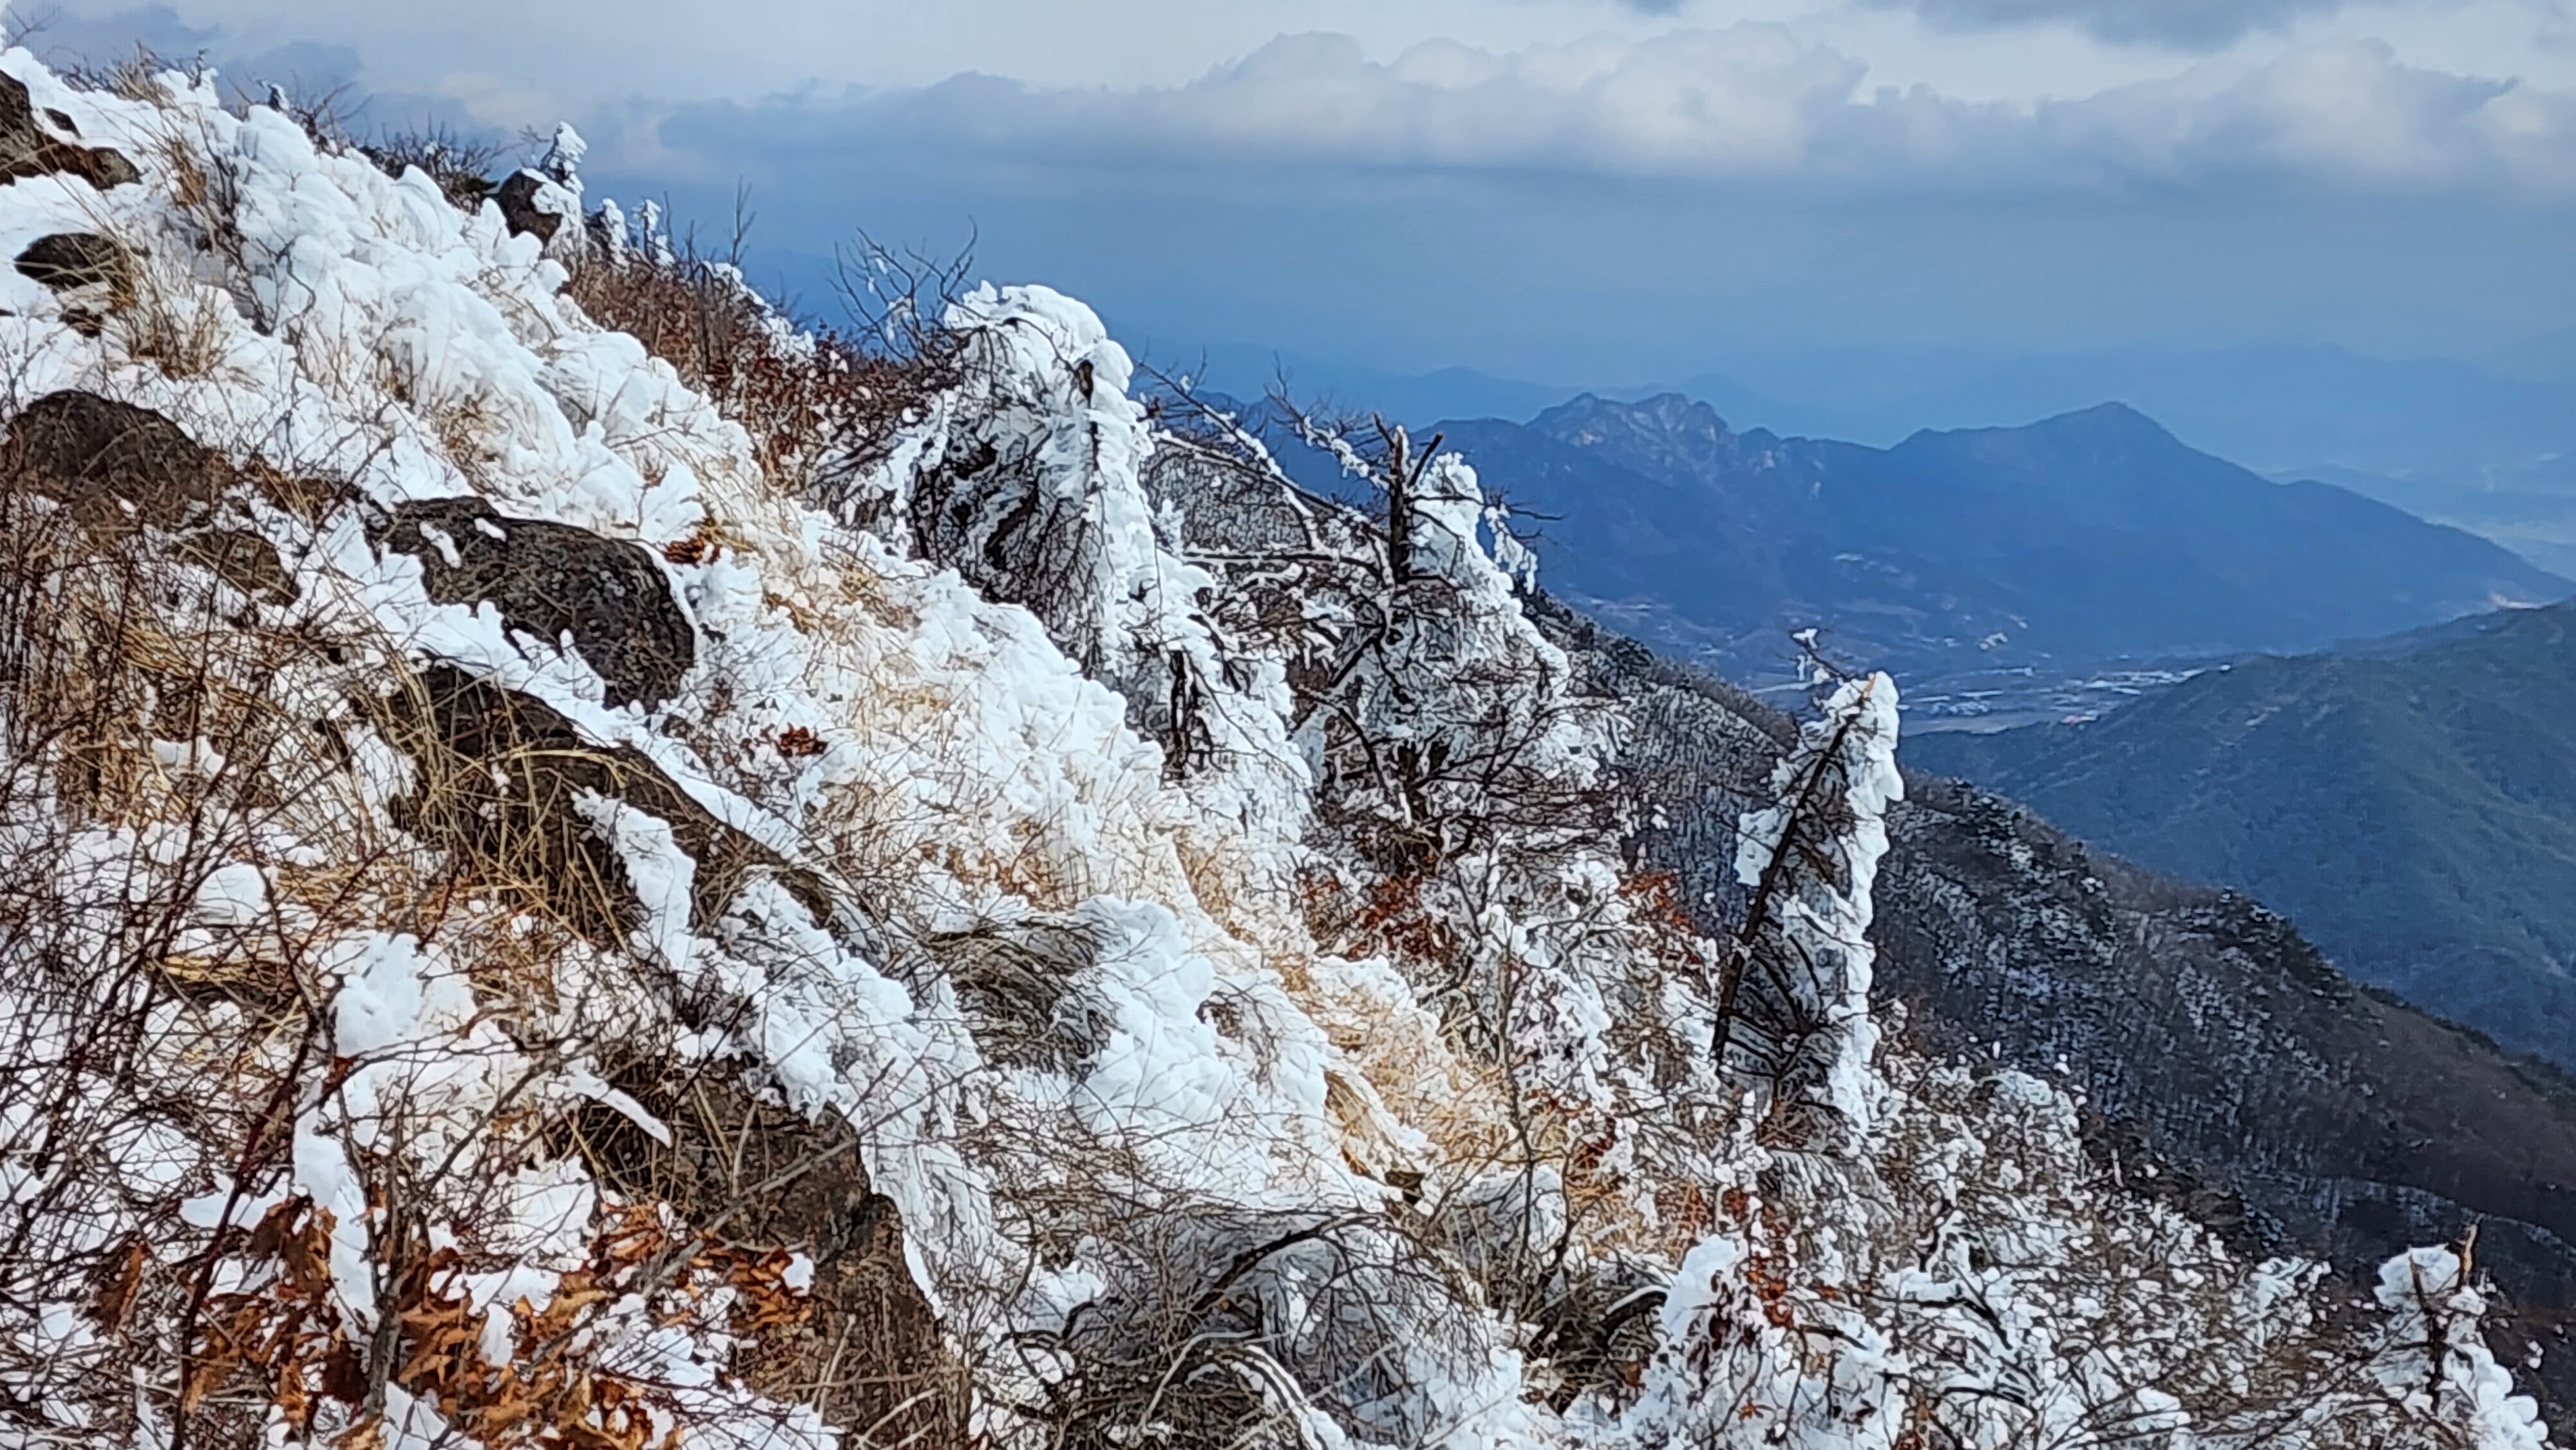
[2040, 399, 2175, 439]
[1888, 400, 2191, 469]
[1530, 391, 1732, 446]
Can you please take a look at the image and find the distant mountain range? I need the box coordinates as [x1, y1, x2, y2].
[1149, 335, 2576, 490]
[2275, 463, 2576, 579]
[1654, 343, 2576, 495]
[1144, 335, 2576, 578]
[1907, 601, 2576, 1068]
[1432, 393, 2568, 717]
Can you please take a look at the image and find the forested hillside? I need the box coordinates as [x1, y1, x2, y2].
[1910, 601, 2576, 1066]
[1546, 607, 2576, 1413]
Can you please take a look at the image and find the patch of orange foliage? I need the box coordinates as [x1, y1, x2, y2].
[200, 1197, 814, 1450]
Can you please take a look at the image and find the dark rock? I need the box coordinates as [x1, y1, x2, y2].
[5, 393, 308, 601]
[15, 232, 128, 296]
[1528, 1259, 1667, 1410]
[918, 917, 1115, 1073]
[401, 666, 824, 941]
[5, 390, 230, 530]
[493, 168, 565, 243]
[5, 390, 338, 520]
[175, 527, 297, 603]
[0, 73, 138, 189]
[0, 393, 335, 597]
[553, 1059, 966, 1445]
[569, 1057, 871, 1250]
[376, 496, 694, 710]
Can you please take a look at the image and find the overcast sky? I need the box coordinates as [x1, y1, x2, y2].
[23, 0, 2576, 396]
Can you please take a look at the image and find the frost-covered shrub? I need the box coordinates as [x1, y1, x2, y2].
[1722, 668, 1902, 1146]
[1145, 394, 1741, 1256]
[1014, 1204, 1524, 1450]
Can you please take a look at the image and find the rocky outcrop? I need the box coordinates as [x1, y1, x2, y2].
[7, 389, 234, 525]
[0, 72, 138, 189]
[1, 390, 314, 600]
[375, 496, 696, 709]
[494, 167, 569, 243]
[397, 667, 826, 943]
[560, 1062, 965, 1446]
[917, 916, 1117, 1074]
[14, 231, 128, 296]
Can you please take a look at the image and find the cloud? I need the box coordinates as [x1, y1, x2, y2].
[2031, 39, 2573, 190]
[23, 5, 2575, 200]
[10, 3, 215, 68]
[1856, 0, 2345, 51]
[625, 28, 2576, 200]
[14, 5, 373, 115]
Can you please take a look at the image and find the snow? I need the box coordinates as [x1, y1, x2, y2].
[1732, 670, 1902, 1128]
[0, 39, 2545, 1450]
[2375, 1247, 2550, 1449]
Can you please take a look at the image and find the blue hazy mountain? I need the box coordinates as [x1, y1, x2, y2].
[1434, 394, 2569, 710]
[2272, 463, 2576, 579]
[1665, 343, 2576, 484]
[1103, 330, 2576, 511]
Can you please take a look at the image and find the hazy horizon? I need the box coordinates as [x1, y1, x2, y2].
[30, 0, 2575, 492]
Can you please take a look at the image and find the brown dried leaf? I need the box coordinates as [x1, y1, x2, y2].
[93, 1236, 147, 1332]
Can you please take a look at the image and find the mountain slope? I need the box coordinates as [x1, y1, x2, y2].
[1536, 599, 2576, 1412]
[1442, 393, 2568, 708]
[1908, 601, 2576, 1064]
[2279, 462, 2576, 578]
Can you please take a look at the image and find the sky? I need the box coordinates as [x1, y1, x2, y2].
[17, 0, 2576, 435]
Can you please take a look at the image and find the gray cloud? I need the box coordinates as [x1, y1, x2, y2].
[8, 3, 214, 68]
[608, 28, 2576, 200]
[1857, 0, 2347, 50]
[12, 3, 2559, 422]
[12, 5, 382, 119]
[21, 6, 2575, 202]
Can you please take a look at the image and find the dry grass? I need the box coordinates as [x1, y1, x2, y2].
[55, 42, 202, 102]
[357, 124, 502, 210]
[0, 393, 978, 1446]
[553, 1058, 971, 1446]
[561, 241, 956, 520]
[108, 241, 237, 377]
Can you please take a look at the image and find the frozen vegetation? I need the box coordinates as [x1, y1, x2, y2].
[0, 44, 2547, 1450]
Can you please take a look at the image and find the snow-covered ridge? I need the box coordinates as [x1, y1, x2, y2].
[0, 44, 2544, 1450]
